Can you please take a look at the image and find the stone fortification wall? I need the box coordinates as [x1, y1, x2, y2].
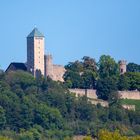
[69, 89, 108, 107]
[69, 89, 97, 99]
[73, 135, 95, 140]
[44, 54, 53, 78]
[52, 65, 66, 82]
[122, 104, 135, 111]
[118, 91, 140, 100]
[69, 89, 140, 109]
[69, 89, 140, 100]
[44, 54, 66, 82]
[90, 99, 109, 107]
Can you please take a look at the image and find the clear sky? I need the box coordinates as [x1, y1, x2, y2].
[0, 0, 140, 70]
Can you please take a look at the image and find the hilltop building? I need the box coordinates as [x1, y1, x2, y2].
[44, 54, 66, 81]
[27, 28, 45, 77]
[6, 28, 126, 81]
[119, 60, 127, 74]
[26, 28, 66, 81]
[6, 28, 66, 82]
[6, 63, 27, 72]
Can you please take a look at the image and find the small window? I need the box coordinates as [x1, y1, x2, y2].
[121, 69, 123, 73]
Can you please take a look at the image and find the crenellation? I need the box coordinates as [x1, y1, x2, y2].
[119, 60, 127, 74]
[26, 28, 66, 81]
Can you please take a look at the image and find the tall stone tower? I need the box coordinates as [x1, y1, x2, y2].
[44, 54, 53, 79]
[27, 28, 45, 77]
[119, 60, 127, 74]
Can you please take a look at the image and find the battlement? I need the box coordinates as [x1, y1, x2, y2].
[119, 60, 127, 65]
[45, 54, 53, 60]
[119, 60, 127, 74]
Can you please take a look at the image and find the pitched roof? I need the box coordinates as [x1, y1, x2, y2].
[27, 28, 44, 38]
[6, 62, 27, 72]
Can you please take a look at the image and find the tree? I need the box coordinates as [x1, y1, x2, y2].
[125, 72, 140, 91]
[82, 56, 98, 89]
[0, 70, 5, 81]
[1, 62, 140, 138]
[76, 96, 97, 121]
[98, 55, 119, 78]
[64, 57, 98, 89]
[82, 56, 97, 72]
[0, 106, 6, 129]
[83, 136, 92, 140]
[64, 70, 84, 88]
[34, 103, 64, 130]
[117, 74, 130, 91]
[127, 63, 140, 72]
[82, 70, 97, 89]
[108, 105, 128, 122]
[5, 71, 35, 90]
[0, 136, 12, 140]
[96, 77, 118, 101]
[98, 130, 128, 140]
[65, 61, 83, 72]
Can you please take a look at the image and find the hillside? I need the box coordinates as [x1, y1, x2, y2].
[0, 55, 140, 139]
[0, 70, 140, 140]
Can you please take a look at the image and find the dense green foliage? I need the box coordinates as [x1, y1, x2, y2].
[0, 71, 139, 139]
[120, 99, 140, 110]
[0, 55, 140, 139]
[64, 56, 97, 89]
[64, 55, 140, 101]
[98, 129, 140, 140]
[127, 63, 140, 72]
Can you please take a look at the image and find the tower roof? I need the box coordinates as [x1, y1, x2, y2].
[27, 28, 44, 38]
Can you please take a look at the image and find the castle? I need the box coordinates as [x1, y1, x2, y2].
[5, 28, 140, 110]
[6, 28, 66, 82]
[6, 28, 127, 81]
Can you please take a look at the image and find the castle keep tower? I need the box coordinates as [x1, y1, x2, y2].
[119, 60, 127, 74]
[27, 28, 45, 77]
[44, 54, 53, 79]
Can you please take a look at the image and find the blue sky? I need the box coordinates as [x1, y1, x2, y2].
[0, 0, 140, 70]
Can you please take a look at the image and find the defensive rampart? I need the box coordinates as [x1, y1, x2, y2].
[69, 89, 140, 109]
[69, 89, 97, 99]
[118, 91, 140, 100]
[69, 89, 140, 100]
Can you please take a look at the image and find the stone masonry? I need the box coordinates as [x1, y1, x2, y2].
[119, 60, 127, 74]
[27, 28, 65, 82]
[69, 89, 140, 109]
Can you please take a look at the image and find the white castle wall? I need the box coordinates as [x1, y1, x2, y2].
[118, 91, 140, 100]
[69, 89, 97, 99]
[69, 89, 140, 100]
[53, 65, 66, 82]
[69, 89, 108, 107]
[90, 99, 109, 107]
[122, 104, 135, 111]
[69, 89, 140, 109]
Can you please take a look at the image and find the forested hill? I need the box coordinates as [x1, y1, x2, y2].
[0, 55, 140, 140]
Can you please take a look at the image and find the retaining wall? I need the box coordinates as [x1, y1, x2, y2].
[69, 89, 97, 99]
[118, 91, 140, 100]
